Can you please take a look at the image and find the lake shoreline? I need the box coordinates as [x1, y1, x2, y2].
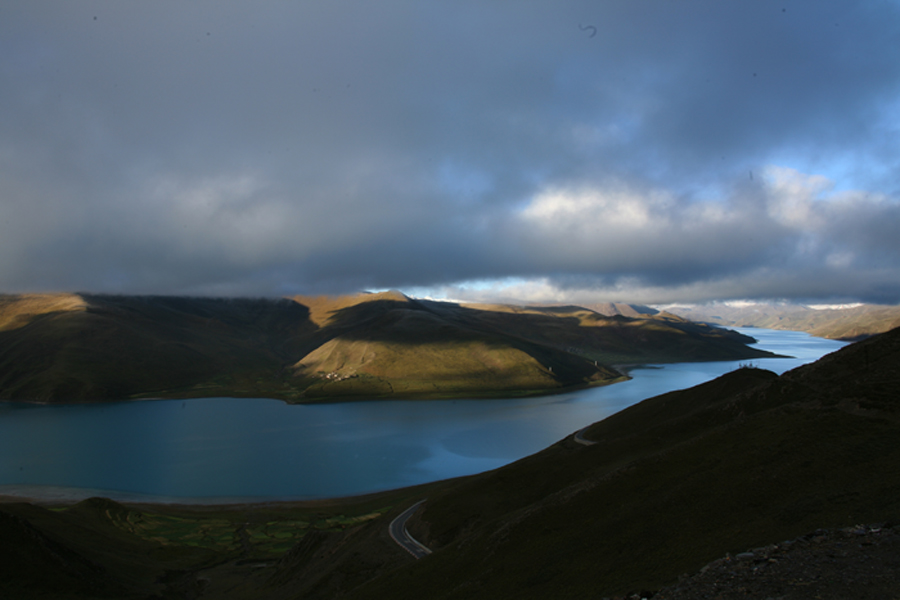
[0, 373, 633, 406]
[3, 350, 795, 406]
[0, 478, 448, 509]
[0, 328, 846, 503]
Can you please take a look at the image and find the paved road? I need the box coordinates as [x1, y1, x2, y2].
[573, 426, 597, 446]
[389, 499, 432, 559]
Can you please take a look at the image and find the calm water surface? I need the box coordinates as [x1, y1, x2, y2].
[0, 328, 846, 503]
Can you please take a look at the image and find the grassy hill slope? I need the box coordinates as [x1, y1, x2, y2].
[289, 295, 617, 398]
[0, 292, 776, 402]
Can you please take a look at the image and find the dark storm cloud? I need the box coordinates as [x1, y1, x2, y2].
[1, 1, 899, 303]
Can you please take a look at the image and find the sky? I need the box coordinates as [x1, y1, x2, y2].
[2, 1, 899, 306]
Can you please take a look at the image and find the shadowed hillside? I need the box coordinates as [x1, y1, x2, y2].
[352, 326, 900, 599]
[582, 301, 659, 318]
[0, 292, 777, 402]
[0, 293, 316, 402]
[1, 326, 898, 598]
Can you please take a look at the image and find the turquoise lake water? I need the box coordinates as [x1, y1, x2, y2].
[0, 328, 846, 503]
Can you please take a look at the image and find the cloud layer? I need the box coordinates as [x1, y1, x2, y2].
[2, 1, 899, 303]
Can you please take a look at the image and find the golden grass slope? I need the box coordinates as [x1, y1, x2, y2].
[0, 293, 88, 331]
[290, 290, 411, 327]
[296, 337, 559, 397]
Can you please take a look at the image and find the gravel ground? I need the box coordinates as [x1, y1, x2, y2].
[623, 523, 900, 600]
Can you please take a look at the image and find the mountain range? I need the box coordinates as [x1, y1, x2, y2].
[664, 301, 900, 341]
[0, 291, 776, 402]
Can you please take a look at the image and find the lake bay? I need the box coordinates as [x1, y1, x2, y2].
[0, 328, 846, 503]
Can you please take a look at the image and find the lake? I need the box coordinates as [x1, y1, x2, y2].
[0, 328, 846, 503]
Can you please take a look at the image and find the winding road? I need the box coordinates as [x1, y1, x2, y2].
[389, 499, 432, 559]
[390, 430, 596, 559]
[573, 426, 597, 446]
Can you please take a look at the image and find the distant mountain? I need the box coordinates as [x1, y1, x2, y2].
[2, 324, 898, 599]
[667, 301, 900, 341]
[0, 292, 776, 403]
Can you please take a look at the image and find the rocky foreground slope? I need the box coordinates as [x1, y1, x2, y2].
[653, 523, 899, 600]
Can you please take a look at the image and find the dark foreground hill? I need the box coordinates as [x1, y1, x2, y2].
[353, 327, 900, 599]
[0, 291, 774, 402]
[1, 326, 898, 599]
